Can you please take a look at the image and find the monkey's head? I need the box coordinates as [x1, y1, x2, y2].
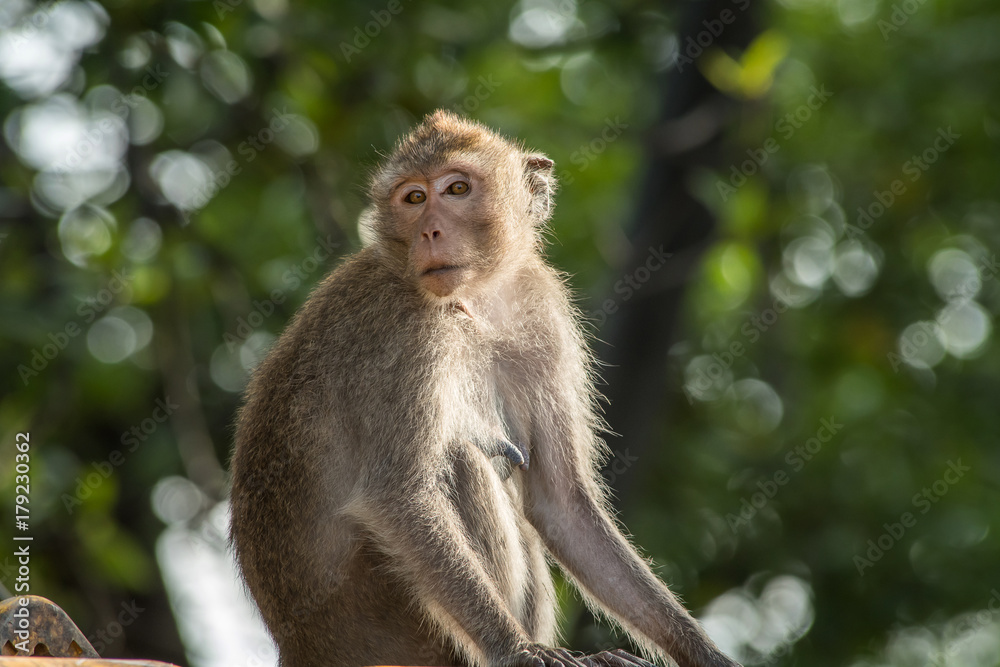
[366, 110, 556, 299]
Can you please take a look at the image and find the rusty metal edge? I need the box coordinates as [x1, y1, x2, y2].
[0, 662, 438, 667]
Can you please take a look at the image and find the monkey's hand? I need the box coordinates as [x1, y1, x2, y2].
[498, 644, 654, 667]
[497, 644, 590, 667]
[581, 649, 656, 667]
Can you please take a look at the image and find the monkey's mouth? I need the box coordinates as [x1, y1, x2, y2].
[420, 265, 467, 297]
[422, 265, 463, 276]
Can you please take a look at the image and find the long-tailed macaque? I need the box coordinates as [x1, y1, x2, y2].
[230, 111, 741, 667]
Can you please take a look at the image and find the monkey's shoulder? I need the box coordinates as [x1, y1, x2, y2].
[259, 249, 442, 390]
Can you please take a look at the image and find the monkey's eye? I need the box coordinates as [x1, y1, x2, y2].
[404, 191, 426, 204]
[446, 181, 470, 195]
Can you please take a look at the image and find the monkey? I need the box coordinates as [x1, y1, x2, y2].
[229, 110, 741, 667]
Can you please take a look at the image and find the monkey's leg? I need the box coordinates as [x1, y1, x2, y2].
[353, 479, 546, 666]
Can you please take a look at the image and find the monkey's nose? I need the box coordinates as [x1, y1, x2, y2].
[422, 229, 442, 241]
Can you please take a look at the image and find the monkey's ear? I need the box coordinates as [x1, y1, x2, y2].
[526, 155, 554, 171]
[524, 153, 557, 225]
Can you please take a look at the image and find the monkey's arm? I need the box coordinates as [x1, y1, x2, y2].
[523, 412, 741, 667]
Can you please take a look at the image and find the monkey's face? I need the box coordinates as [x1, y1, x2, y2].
[389, 164, 500, 298]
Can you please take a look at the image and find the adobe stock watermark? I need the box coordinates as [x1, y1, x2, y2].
[48, 66, 168, 175]
[554, 116, 630, 189]
[887, 254, 999, 372]
[717, 84, 833, 201]
[877, 0, 930, 41]
[87, 600, 145, 654]
[109, 65, 169, 114]
[62, 398, 179, 513]
[589, 245, 672, 327]
[602, 449, 640, 487]
[559, 116, 629, 186]
[339, 0, 413, 63]
[845, 126, 960, 239]
[673, 0, 752, 72]
[6, 0, 62, 46]
[17, 269, 133, 386]
[213, 0, 245, 20]
[449, 75, 502, 115]
[753, 634, 803, 667]
[889, 320, 940, 373]
[223, 235, 340, 352]
[682, 286, 797, 404]
[726, 416, 843, 533]
[267, 567, 347, 646]
[236, 641, 281, 667]
[926, 589, 1000, 667]
[182, 107, 298, 221]
[854, 459, 969, 576]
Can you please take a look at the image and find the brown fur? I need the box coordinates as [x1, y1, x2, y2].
[229, 111, 740, 667]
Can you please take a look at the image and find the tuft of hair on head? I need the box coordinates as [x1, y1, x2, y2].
[376, 111, 510, 181]
[368, 109, 558, 231]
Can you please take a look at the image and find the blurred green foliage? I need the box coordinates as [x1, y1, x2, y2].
[1, 0, 999, 665]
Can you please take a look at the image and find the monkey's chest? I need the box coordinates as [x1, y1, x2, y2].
[439, 323, 535, 478]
